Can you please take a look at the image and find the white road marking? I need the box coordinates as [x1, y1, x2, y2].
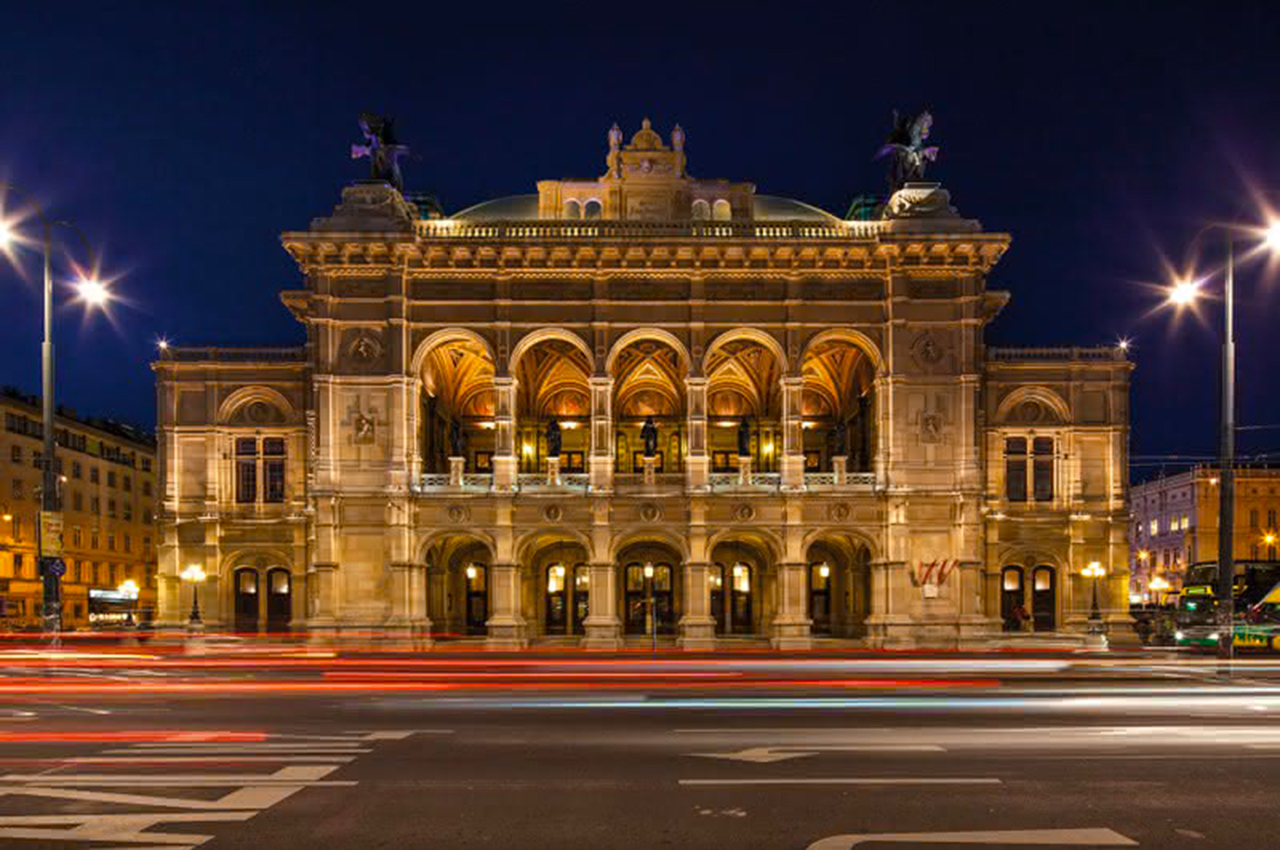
[679, 778, 1001, 786]
[806, 827, 1137, 848]
[689, 745, 944, 763]
[0, 811, 253, 845]
[0, 765, 354, 786]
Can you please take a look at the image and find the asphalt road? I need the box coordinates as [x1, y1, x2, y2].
[0, 649, 1278, 849]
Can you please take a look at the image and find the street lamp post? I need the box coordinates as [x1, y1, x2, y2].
[1165, 219, 1280, 661]
[1082, 561, 1107, 648]
[181, 564, 207, 629]
[643, 561, 656, 654]
[0, 184, 111, 641]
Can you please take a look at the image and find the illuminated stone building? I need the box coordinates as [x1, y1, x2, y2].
[154, 120, 1132, 646]
[0, 388, 158, 628]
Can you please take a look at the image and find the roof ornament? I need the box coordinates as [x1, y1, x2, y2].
[876, 109, 939, 194]
[608, 123, 623, 176]
[351, 112, 410, 192]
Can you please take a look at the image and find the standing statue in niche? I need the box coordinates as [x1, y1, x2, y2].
[545, 419, 562, 458]
[640, 416, 659, 458]
[877, 109, 939, 193]
[827, 419, 847, 459]
[449, 419, 467, 458]
[351, 112, 410, 192]
[737, 416, 752, 457]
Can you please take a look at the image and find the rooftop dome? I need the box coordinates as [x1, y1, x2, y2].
[450, 193, 840, 223]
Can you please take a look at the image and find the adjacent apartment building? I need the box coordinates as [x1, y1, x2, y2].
[1129, 464, 1280, 598]
[0, 388, 158, 628]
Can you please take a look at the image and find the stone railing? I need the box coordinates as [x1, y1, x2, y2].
[417, 218, 883, 241]
[159, 346, 308, 363]
[804, 471, 877, 491]
[987, 346, 1127, 363]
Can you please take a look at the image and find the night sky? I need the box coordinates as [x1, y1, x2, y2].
[2, 2, 1277, 478]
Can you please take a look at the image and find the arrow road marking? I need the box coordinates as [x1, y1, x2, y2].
[689, 745, 945, 763]
[806, 827, 1138, 848]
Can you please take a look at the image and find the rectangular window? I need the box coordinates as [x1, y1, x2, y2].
[72, 461, 81, 479]
[123, 475, 132, 492]
[1032, 437, 1054, 501]
[123, 502, 132, 522]
[73, 491, 82, 512]
[107, 471, 116, 488]
[142, 480, 152, 497]
[9, 446, 19, 464]
[1004, 438, 1027, 502]
[32, 451, 41, 470]
[1150, 519, 1159, 536]
[263, 439, 286, 503]
[143, 535, 151, 552]
[72, 526, 82, 547]
[12, 517, 19, 541]
[89, 467, 99, 484]
[1250, 509, 1260, 528]
[107, 534, 115, 552]
[141, 458, 151, 472]
[236, 438, 257, 504]
[13, 554, 22, 577]
[10, 479, 20, 499]
[124, 534, 131, 553]
[1181, 513, 1189, 531]
[91, 496, 100, 515]
[1270, 509, 1278, 529]
[108, 564, 116, 584]
[107, 499, 116, 519]
[91, 532, 99, 550]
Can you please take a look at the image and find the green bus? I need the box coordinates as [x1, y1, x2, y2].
[1175, 560, 1280, 649]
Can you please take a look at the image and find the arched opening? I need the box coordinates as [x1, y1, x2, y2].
[563, 199, 582, 219]
[424, 535, 493, 638]
[266, 568, 291, 633]
[610, 336, 688, 475]
[617, 541, 682, 637]
[807, 536, 872, 638]
[800, 335, 877, 474]
[513, 336, 592, 474]
[710, 539, 769, 636]
[1032, 565, 1057, 631]
[712, 199, 732, 221]
[584, 199, 602, 220]
[528, 539, 590, 637]
[1001, 565, 1025, 631]
[705, 335, 783, 473]
[417, 334, 496, 476]
[233, 568, 259, 634]
[691, 199, 710, 221]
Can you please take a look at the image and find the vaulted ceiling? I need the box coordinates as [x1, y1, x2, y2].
[801, 340, 874, 418]
[612, 340, 686, 418]
[515, 340, 591, 418]
[705, 339, 782, 418]
[420, 339, 496, 417]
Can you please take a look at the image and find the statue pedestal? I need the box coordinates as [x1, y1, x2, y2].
[546, 455, 561, 487]
[643, 456, 657, 487]
[832, 456, 848, 487]
[448, 456, 465, 487]
[737, 455, 752, 487]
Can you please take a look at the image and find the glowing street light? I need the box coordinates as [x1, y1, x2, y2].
[180, 564, 207, 627]
[0, 181, 115, 642]
[1161, 211, 1280, 661]
[75, 276, 111, 307]
[643, 561, 656, 653]
[1082, 561, 1106, 631]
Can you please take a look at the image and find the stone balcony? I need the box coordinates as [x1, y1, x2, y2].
[410, 469, 878, 496]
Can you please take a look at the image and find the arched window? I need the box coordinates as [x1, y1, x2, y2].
[584, 200, 602, 220]
[691, 199, 710, 220]
[563, 199, 581, 219]
[712, 199, 732, 221]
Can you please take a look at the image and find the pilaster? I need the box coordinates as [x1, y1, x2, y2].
[678, 561, 716, 649]
[486, 561, 528, 648]
[770, 561, 812, 649]
[582, 562, 622, 649]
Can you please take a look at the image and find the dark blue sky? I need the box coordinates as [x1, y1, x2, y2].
[1, 2, 1277, 474]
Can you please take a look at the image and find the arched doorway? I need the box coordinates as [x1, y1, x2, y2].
[233, 568, 258, 633]
[1031, 565, 1056, 632]
[527, 539, 591, 638]
[417, 333, 496, 476]
[266, 568, 291, 633]
[800, 334, 877, 474]
[806, 536, 872, 638]
[616, 541, 682, 637]
[512, 336, 592, 474]
[710, 539, 768, 636]
[704, 334, 783, 473]
[1001, 566, 1025, 631]
[609, 335, 688, 474]
[423, 535, 493, 638]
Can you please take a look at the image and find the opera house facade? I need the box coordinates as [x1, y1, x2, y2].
[153, 120, 1132, 647]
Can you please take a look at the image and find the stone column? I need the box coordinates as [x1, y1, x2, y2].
[582, 562, 622, 649]
[589, 377, 614, 493]
[386, 561, 431, 644]
[492, 376, 518, 491]
[832, 456, 848, 486]
[685, 378, 709, 491]
[448, 456, 464, 487]
[770, 561, 812, 649]
[546, 455, 561, 487]
[486, 561, 527, 648]
[306, 562, 338, 642]
[678, 561, 716, 649]
[780, 376, 805, 491]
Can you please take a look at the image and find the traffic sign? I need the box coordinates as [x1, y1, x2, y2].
[44, 558, 66, 578]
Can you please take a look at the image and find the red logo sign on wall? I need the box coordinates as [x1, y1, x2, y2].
[910, 559, 958, 587]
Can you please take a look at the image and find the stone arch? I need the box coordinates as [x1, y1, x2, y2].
[418, 529, 496, 565]
[515, 527, 596, 566]
[803, 531, 874, 639]
[712, 199, 732, 221]
[606, 328, 692, 375]
[691, 199, 710, 220]
[702, 328, 789, 375]
[799, 328, 884, 376]
[563, 199, 582, 219]
[705, 527, 784, 563]
[801, 527, 881, 564]
[217, 386, 295, 426]
[509, 328, 595, 376]
[610, 528, 690, 562]
[995, 386, 1071, 426]
[409, 327, 497, 376]
[583, 199, 603, 220]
